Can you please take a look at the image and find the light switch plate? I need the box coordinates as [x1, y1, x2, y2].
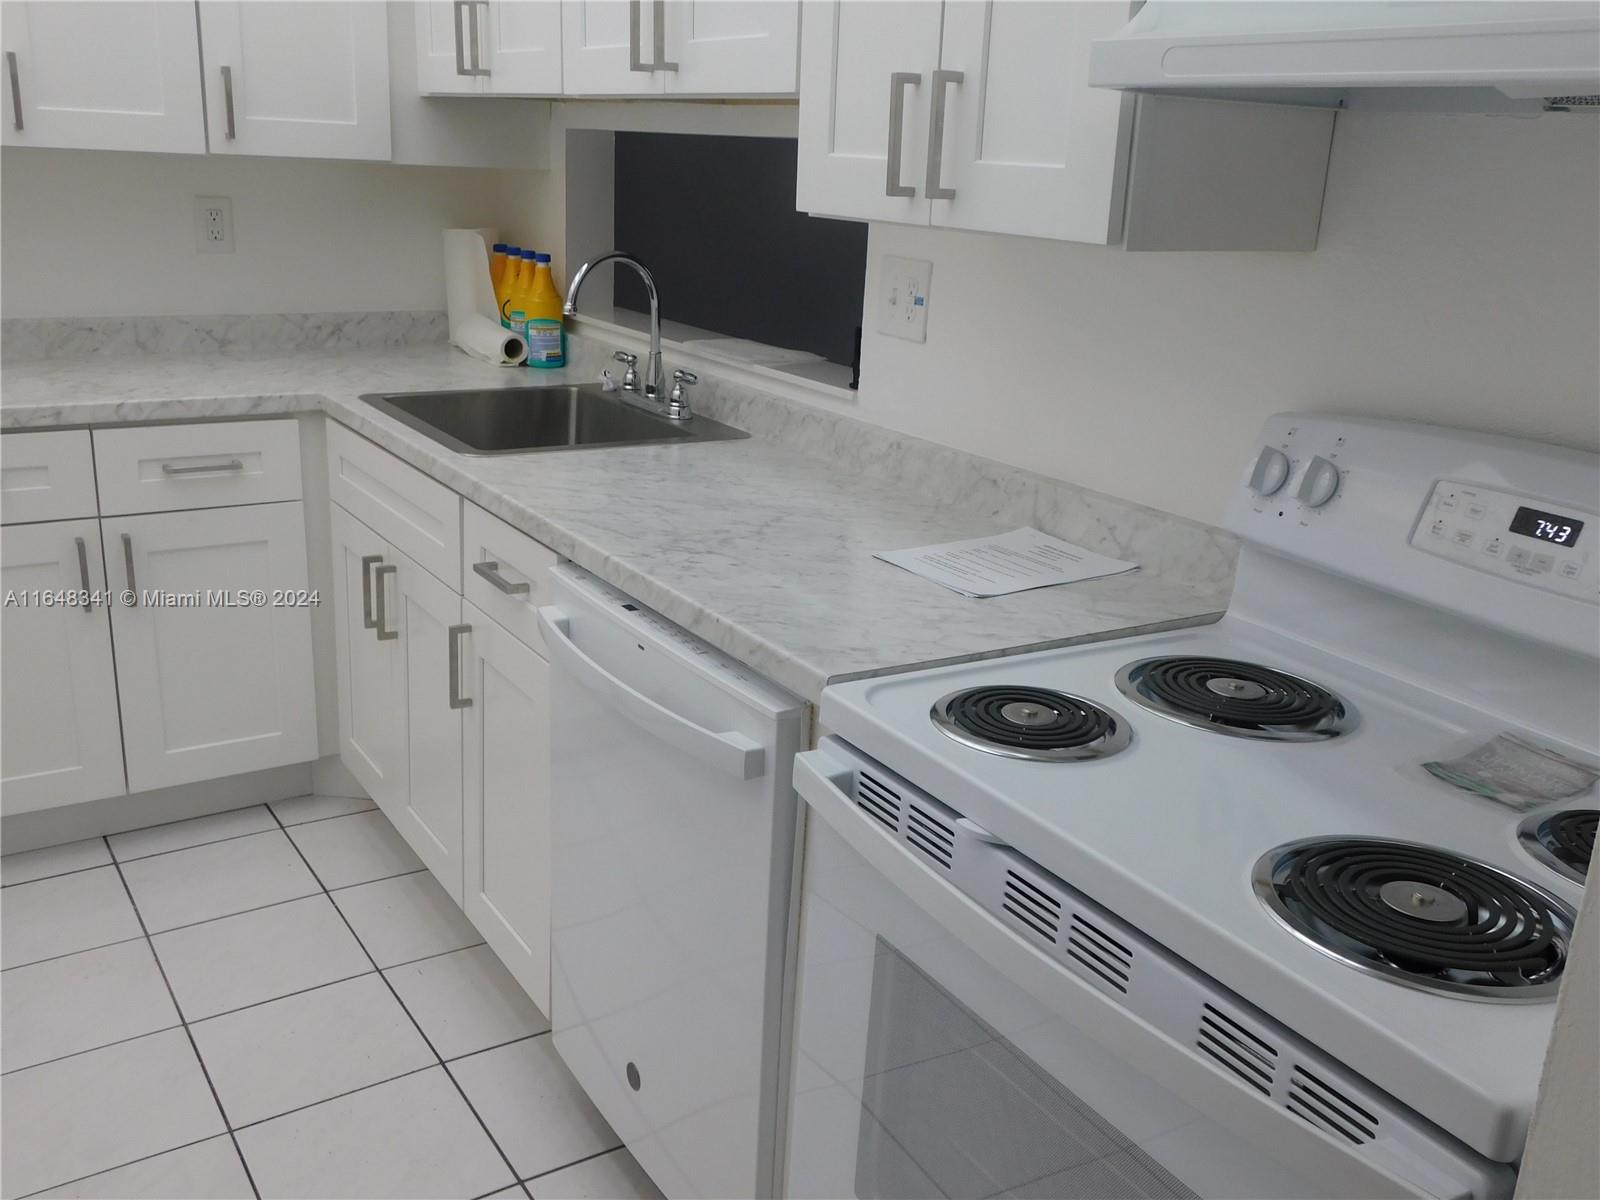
[878, 255, 931, 343]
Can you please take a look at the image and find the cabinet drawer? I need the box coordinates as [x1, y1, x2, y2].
[327, 420, 460, 589]
[1, 431, 98, 523]
[94, 420, 302, 515]
[463, 503, 560, 654]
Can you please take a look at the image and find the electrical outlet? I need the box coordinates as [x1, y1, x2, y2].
[195, 196, 234, 253]
[878, 255, 932, 343]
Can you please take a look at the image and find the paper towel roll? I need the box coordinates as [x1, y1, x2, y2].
[444, 228, 527, 366]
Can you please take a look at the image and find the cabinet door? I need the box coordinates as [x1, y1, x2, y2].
[663, 0, 798, 96]
[107, 503, 318, 793]
[484, 0, 563, 95]
[414, 0, 484, 95]
[199, 1, 391, 160]
[0, 0, 205, 153]
[560, 0, 664, 96]
[330, 504, 407, 817]
[931, 1, 1132, 243]
[395, 547, 466, 903]
[0, 521, 126, 814]
[795, 0, 941, 224]
[462, 603, 552, 1011]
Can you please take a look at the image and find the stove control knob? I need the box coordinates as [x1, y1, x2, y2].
[1247, 446, 1292, 497]
[1297, 456, 1341, 508]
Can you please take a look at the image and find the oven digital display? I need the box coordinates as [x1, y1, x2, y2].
[1509, 506, 1584, 547]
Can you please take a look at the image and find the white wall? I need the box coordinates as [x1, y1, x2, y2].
[851, 111, 1600, 526]
[0, 147, 553, 317]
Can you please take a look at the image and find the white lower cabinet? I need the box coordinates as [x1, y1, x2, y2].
[331, 503, 409, 816]
[106, 502, 318, 793]
[396, 547, 467, 903]
[0, 520, 126, 814]
[461, 601, 552, 1012]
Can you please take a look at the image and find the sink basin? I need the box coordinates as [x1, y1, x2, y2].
[360, 385, 747, 456]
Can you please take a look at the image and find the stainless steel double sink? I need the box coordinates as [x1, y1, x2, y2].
[360, 385, 746, 456]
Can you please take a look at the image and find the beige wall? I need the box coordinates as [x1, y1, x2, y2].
[0, 148, 553, 318]
[845, 110, 1600, 525]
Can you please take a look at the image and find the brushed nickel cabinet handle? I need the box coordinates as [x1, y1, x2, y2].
[652, 0, 677, 71]
[373, 563, 398, 641]
[161, 458, 244, 476]
[220, 65, 236, 139]
[7, 51, 21, 131]
[628, 0, 649, 72]
[925, 69, 963, 200]
[122, 533, 137, 604]
[448, 624, 472, 709]
[75, 536, 91, 610]
[456, 0, 489, 76]
[472, 559, 530, 596]
[360, 554, 382, 630]
[885, 72, 920, 198]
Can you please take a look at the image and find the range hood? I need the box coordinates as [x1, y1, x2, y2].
[1090, 2, 1600, 113]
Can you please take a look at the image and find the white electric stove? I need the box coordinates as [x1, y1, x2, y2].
[785, 415, 1598, 1200]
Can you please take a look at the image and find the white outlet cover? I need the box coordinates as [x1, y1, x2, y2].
[195, 195, 234, 254]
[878, 255, 932, 343]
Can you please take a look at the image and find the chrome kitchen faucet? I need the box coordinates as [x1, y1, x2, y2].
[563, 252, 696, 421]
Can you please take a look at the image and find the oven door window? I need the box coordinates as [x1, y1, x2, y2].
[856, 940, 1197, 1200]
[785, 817, 1334, 1200]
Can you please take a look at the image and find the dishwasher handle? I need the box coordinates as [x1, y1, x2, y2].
[538, 605, 765, 781]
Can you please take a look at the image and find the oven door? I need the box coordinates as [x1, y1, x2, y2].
[784, 744, 1511, 1200]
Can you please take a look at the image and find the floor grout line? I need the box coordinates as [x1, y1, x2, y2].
[13, 1131, 245, 1200]
[1, 859, 116, 889]
[0, 1021, 187, 1077]
[519, 1141, 627, 1185]
[1, 930, 148, 973]
[103, 835, 263, 1200]
[262, 802, 530, 1191]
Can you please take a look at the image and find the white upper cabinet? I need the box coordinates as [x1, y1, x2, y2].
[797, 0, 1331, 249]
[0, 0, 206, 154]
[481, 0, 564, 94]
[415, 0, 484, 94]
[562, 0, 797, 96]
[561, 0, 665, 95]
[416, 0, 562, 96]
[796, 0, 944, 225]
[663, 0, 798, 95]
[199, 1, 392, 160]
[933, 0, 1133, 243]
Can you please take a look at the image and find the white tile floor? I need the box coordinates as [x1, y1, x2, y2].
[0, 798, 664, 1200]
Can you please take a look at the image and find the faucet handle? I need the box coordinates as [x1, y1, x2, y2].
[665, 369, 698, 420]
[612, 350, 640, 392]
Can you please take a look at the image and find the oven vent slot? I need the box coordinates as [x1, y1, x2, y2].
[855, 771, 901, 832]
[905, 802, 954, 870]
[1287, 1065, 1378, 1145]
[1066, 913, 1133, 993]
[1002, 870, 1062, 943]
[1197, 1004, 1278, 1095]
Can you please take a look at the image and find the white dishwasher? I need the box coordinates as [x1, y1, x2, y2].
[539, 564, 806, 1200]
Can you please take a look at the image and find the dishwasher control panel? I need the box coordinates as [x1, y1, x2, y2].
[1409, 479, 1597, 602]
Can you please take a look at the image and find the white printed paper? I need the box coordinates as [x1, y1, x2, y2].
[874, 527, 1139, 598]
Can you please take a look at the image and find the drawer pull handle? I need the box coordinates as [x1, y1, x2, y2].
[122, 533, 137, 605]
[473, 560, 531, 596]
[360, 554, 383, 629]
[74, 536, 92, 610]
[162, 459, 244, 476]
[373, 564, 398, 641]
[7, 51, 21, 132]
[221, 65, 236, 140]
[448, 624, 472, 709]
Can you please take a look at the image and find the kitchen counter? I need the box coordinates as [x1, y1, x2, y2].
[1, 340, 1235, 701]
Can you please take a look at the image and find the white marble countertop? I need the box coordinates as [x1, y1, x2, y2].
[1, 343, 1232, 701]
